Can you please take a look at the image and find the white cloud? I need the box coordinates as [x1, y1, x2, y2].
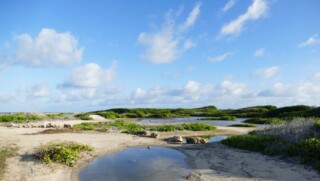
[181, 3, 201, 31]
[298, 35, 320, 48]
[138, 29, 179, 64]
[130, 81, 212, 105]
[222, 0, 237, 12]
[207, 52, 233, 62]
[59, 62, 116, 88]
[217, 79, 246, 95]
[253, 48, 265, 57]
[254, 66, 279, 79]
[220, 0, 268, 37]
[27, 84, 51, 98]
[138, 3, 200, 64]
[14, 28, 83, 67]
[314, 72, 320, 81]
[183, 39, 196, 49]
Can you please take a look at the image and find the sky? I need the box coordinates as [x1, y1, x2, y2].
[0, 0, 320, 112]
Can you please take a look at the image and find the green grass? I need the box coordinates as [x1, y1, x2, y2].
[244, 118, 284, 124]
[147, 122, 215, 132]
[73, 120, 215, 134]
[229, 123, 256, 127]
[110, 120, 144, 133]
[36, 142, 93, 167]
[73, 122, 110, 131]
[0, 147, 17, 179]
[198, 116, 236, 121]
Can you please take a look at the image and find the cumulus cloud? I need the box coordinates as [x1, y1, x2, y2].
[138, 3, 200, 64]
[216, 79, 246, 95]
[222, 0, 237, 12]
[254, 66, 279, 79]
[59, 62, 116, 88]
[12, 28, 83, 67]
[253, 48, 265, 57]
[220, 0, 268, 37]
[207, 52, 233, 62]
[298, 35, 320, 48]
[130, 81, 212, 105]
[27, 84, 51, 98]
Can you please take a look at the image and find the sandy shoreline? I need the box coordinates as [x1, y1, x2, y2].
[0, 120, 319, 181]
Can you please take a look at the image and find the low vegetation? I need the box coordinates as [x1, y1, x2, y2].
[75, 113, 93, 120]
[198, 116, 236, 121]
[0, 147, 17, 179]
[244, 118, 284, 124]
[0, 113, 42, 123]
[73, 120, 215, 134]
[229, 124, 256, 127]
[73, 122, 110, 132]
[36, 142, 93, 167]
[222, 118, 320, 171]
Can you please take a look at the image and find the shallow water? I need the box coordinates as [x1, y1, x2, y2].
[79, 147, 191, 181]
[182, 135, 228, 143]
[139, 117, 252, 126]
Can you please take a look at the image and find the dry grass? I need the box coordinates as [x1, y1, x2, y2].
[252, 118, 320, 143]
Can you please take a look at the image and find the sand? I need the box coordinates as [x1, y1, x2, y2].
[0, 119, 319, 181]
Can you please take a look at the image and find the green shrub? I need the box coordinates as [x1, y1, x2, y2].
[222, 135, 279, 152]
[36, 143, 93, 167]
[244, 118, 284, 124]
[182, 122, 215, 131]
[286, 138, 320, 164]
[229, 124, 256, 127]
[149, 125, 176, 132]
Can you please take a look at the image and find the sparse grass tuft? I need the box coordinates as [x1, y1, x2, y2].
[0, 147, 17, 179]
[36, 142, 93, 167]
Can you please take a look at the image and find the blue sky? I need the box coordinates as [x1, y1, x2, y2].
[0, 0, 320, 112]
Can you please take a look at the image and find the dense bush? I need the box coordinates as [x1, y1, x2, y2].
[263, 105, 313, 118]
[75, 113, 93, 120]
[36, 143, 93, 167]
[244, 118, 284, 124]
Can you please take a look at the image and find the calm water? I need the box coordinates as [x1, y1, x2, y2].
[139, 117, 251, 126]
[79, 147, 191, 181]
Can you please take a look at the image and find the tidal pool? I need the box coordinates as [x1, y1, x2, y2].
[79, 147, 191, 181]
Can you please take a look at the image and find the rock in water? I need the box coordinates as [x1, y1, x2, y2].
[186, 137, 208, 144]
